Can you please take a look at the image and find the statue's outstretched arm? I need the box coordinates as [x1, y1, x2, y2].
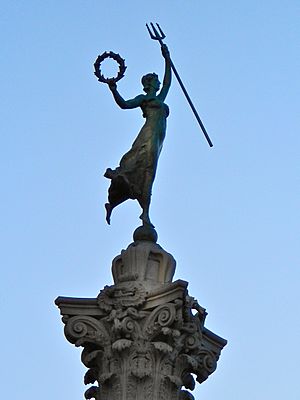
[109, 81, 144, 109]
[158, 44, 171, 101]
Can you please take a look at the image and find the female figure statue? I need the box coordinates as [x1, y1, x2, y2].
[104, 44, 171, 228]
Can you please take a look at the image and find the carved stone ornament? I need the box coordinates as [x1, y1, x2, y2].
[111, 240, 176, 289]
[56, 239, 227, 400]
[97, 281, 147, 310]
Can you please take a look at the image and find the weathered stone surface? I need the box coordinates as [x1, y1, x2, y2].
[56, 238, 226, 400]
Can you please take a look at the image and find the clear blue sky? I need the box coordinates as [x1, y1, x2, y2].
[1, 1, 299, 399]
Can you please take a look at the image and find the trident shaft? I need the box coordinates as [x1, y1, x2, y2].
[146, 23, 213, 148]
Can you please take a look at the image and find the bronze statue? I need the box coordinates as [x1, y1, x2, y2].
[103, 44, 171, 228]
[95, 23, 212, 229]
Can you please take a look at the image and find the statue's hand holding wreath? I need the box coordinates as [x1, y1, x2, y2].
[108, 79, 117, 92]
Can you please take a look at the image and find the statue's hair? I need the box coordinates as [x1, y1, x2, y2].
[141, 73, 158, 93]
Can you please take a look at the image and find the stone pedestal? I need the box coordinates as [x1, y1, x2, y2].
[56, 232, 226, 400]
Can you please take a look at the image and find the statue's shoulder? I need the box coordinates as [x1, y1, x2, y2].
[135, 94, 146, 101]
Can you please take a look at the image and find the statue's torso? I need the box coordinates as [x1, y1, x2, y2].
[141, 97, 169, 120]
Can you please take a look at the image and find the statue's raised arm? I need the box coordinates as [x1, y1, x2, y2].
[158, 44, 171, 101]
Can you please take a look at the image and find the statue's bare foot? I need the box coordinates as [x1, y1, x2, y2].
[105, 203, 112, 225]
[104, 168, 116, 179]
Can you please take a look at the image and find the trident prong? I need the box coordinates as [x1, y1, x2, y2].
[146, 23, 165, 42]
[148, 22, 166, 42]
[156, 23, 166, 40]
[146, 23, 155, 40]
[146, 22, 213, 147]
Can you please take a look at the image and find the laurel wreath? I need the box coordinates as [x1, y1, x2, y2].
[94, 51, 127, 83]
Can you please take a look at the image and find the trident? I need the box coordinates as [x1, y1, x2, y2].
[146, 23, 213, 147]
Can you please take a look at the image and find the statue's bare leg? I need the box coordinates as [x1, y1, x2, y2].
[138, 171, 155, 227]
[105, 203, 113, 225]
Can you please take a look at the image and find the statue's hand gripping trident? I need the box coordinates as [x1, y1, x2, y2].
[146, 23, 213, 147]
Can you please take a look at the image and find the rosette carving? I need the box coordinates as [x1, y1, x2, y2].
[183, 332, 202, 352]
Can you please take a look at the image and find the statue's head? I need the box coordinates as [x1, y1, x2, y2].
[141, 73, 160, 93]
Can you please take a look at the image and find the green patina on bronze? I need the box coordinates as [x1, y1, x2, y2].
[101, 44, 171, 228]
[95, 23, 212, 229]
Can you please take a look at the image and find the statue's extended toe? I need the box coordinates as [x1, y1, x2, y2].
[105, 203, 112, 225]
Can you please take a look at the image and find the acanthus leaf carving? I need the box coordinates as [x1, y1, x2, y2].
[81, 348, 104, 368]
[112, 338, 132, 351]
[84, 386, 100, 400]
[165, 374, 182, 387]
[152, 341, 173, 353]
[182, 373, 195, 390]
[99, 372, 114, 385]
[179, 389, 195, 400]
[84, 368, 98, 384]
